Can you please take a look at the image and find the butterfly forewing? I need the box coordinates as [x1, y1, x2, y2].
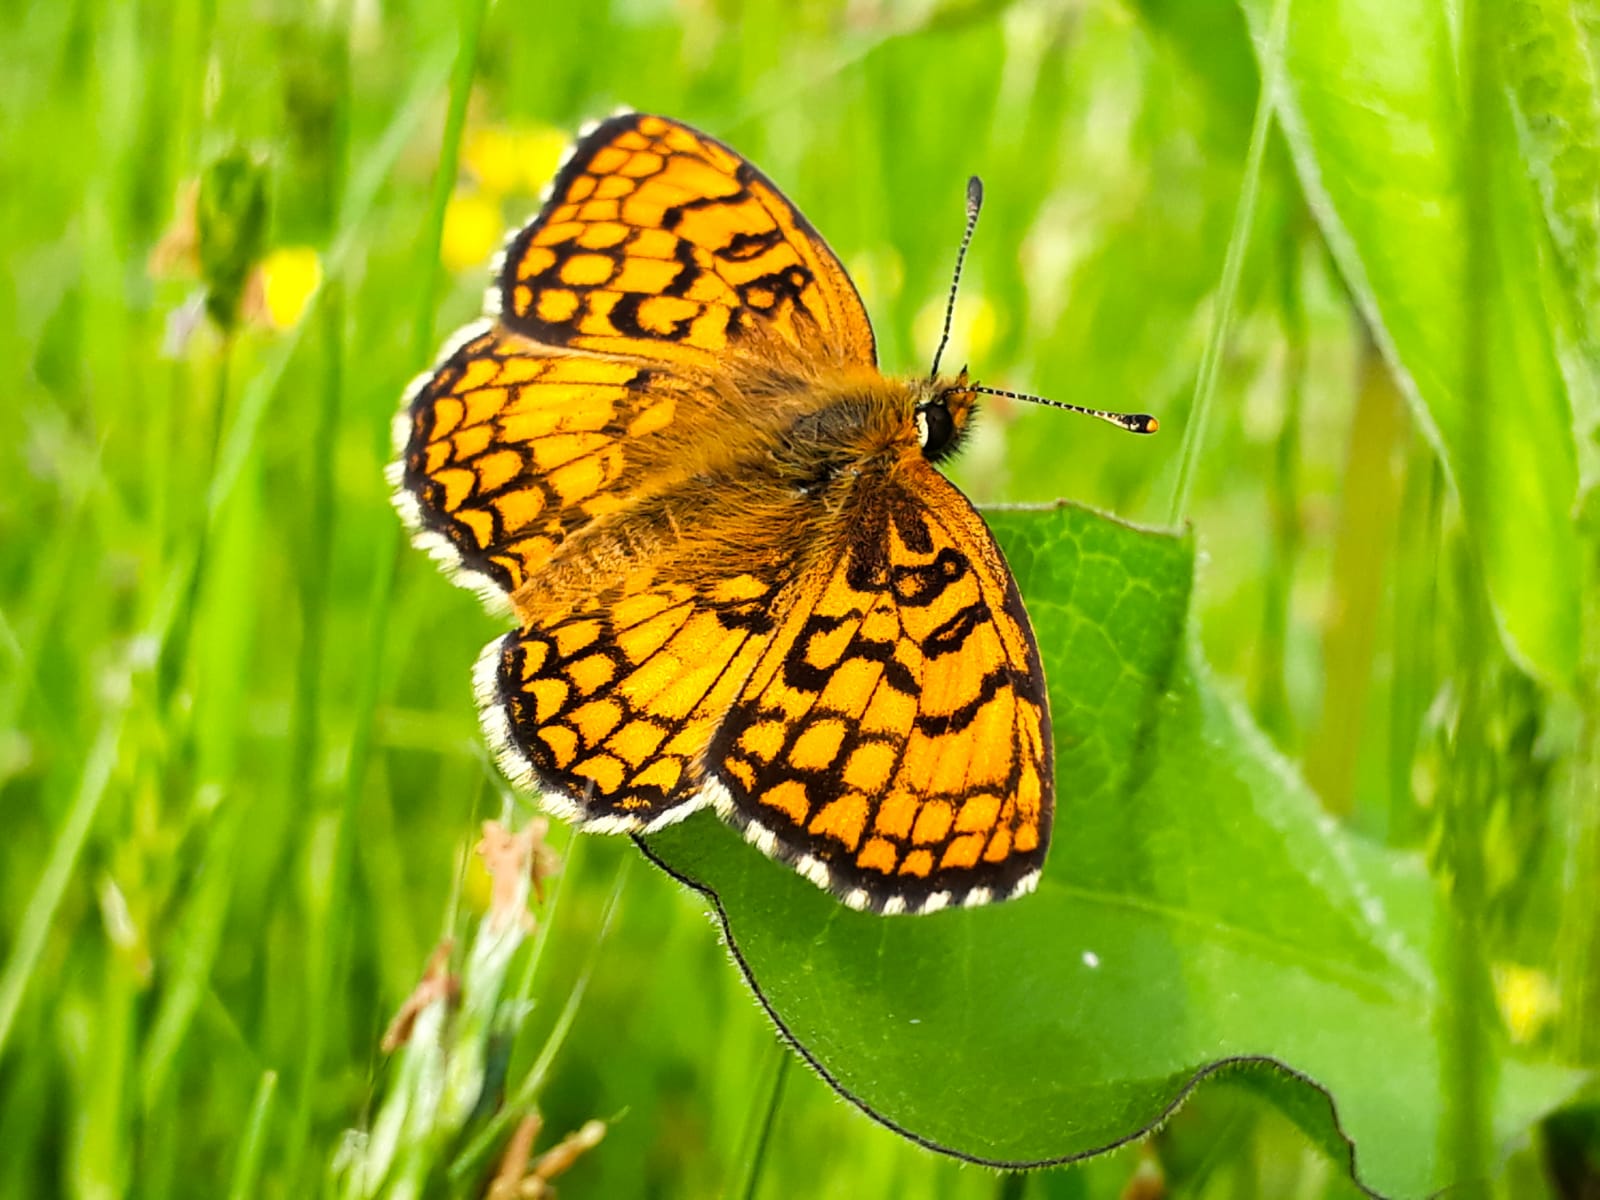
[395, 327, 701, 597]
[502, 112, 877, 368]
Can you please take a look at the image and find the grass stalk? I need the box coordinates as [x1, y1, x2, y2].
[1166, 0, 1290, 526]
[286, 2, 351, 818]
[286, 2, 488, 1180]
[732, 1039, 792, 1200]
[0, 711, 123, 1055]
[227, 1071, 280, 1200]
[1387, 448, 1444, 844]
[1304, 333, 1405, 816]
[1556, 552, 1600, 1062]
[156, 340, 233, 710]
[1253, 211, 1306, 748]
[449, 852, 631, 1184]
[1438, 0, 1497, 1188]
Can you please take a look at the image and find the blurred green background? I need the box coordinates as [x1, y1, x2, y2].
[1, 0, 1596, 1197]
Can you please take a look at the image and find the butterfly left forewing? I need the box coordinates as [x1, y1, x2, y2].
[392, 325, 709, 602]
[395, 112, 881, 610]
[708, 460, 1054, 913]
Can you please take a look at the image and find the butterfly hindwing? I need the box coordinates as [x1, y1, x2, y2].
[708, 461, 1053, 913]
[478, 559, 798, 831]
[501, 112, 877, 368]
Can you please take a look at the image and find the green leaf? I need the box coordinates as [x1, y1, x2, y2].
[1503, 0, 1600, 342]
[641, 504, 1581, 1200]
[1233, 0, 1581, 688]
[1501, 0, 1600, 494]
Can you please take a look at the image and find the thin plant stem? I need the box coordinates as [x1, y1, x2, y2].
[733, 1039, 792, 1200]
[513, 823, 580, 1001]
[1557, 571, 1600, 1062]
[1166, 0, 1290, 525]
[1305, 334, 1405, 817]
[0, 713, 123, 1056]
[1439, 0, 1496, 1188]
[1388, 449, 1444, 844]
[288, 279, 342, 807]
[288, 5, 351, 814]
[157, 339, 232, 709]
[1254, 211, 1305, 748]
[994, 1170, 1028, 1200]
[226, 1071, 279, 1200]
[284, 1, 487, 1182]
[449, 852, 632, 1184]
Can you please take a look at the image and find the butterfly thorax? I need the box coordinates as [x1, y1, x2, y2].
[503, 365, 975, 621]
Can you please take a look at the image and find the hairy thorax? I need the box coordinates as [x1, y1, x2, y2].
[508, 362, 969, 619]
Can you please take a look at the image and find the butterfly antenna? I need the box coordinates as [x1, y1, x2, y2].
[971, 385, 1160, 435]
[929, 175, 984, 380]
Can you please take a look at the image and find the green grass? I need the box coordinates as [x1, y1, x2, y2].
[2, 1, 1596, 1197]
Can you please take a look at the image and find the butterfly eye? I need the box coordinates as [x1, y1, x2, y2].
[915, 401, 956, 458]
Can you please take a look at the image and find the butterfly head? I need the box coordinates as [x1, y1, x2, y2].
[915, 367, 978, 464]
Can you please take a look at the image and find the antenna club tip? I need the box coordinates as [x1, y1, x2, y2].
[966, 175, 984, 210]
[1139, 415, 1159, 434]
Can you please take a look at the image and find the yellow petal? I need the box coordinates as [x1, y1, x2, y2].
[464, 125, 523, 196]
[441, 191, 503, 273]
[914, 290, 998, 365]
[517, 125, 570, 195]
[1493, 962, 1559, 1044]
[258, 246, 322, 330]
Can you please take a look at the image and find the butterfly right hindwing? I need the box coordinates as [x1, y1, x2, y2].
[707, 461, 1053, 912]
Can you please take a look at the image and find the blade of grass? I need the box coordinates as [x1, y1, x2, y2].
[511, 818, 579, 1002]
[285, 1, 487, 1182]
[1304, 334, 1405, 817]
[139, 794, 248, 1109]
[1253, 210, 1306, 748]
[226, 1071, 279, 1200]
[0, 710, 123, 1055]
[1438, 0, 1498, 1189]
[155, 339, 232, 709]
[1558, 565, 1600, 1063]
[1387, 446, 1444, 845]
[287, 280, 343, 820]
[449, 852, 632, 1184]
[732, 1038, 792, 1200]
[1167, 0, 1289, 524]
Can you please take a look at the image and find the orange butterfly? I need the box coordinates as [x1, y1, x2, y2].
[391, 113, 1154, 914]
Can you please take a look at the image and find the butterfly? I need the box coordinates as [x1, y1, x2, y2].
[390, 112, 1155, 914]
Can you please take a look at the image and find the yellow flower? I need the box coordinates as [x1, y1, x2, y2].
[463, 122, 569, 197]
[441, 191, 503, 273]
[253, 246, 322, 331]
[515, 125, 569, 194]
[463, 125, 523, 196]
[1493, 962, 1559, 1044]
[914, 289, 998, 366]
